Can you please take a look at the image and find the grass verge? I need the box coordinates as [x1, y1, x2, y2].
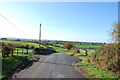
[77, 59, 118, 79]
[1, 54, 29, 79]
[64, 52, 91, 58]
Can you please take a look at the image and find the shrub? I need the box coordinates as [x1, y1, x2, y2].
[33, 48, 40, 54]
[2, 46, 15, 58]
[90, 44, 120, 75]
[64, 42, 73, 50]
[30, 46, 34, 49]
[33, 48, 56, 55]
[73, 49, 80, 55]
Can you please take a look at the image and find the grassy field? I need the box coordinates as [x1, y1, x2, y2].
[64, 48, 95, 58]
[79, 49, 95, 54]
[74, 45, 102, 49]
[77, 60, 118, 78]
[55, 44, 64, 47]
[1, 54, 29, 79]
[1, 40, 46, 48]
[48, 45, 67, 52]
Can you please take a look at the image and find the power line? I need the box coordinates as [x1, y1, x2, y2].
[0, 13, 30, 37]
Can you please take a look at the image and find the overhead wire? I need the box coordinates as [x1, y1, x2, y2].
[0, 13, 31, 38]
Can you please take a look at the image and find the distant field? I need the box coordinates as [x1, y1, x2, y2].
[48, 45, 67, 52]
[0, 40, 45, 48]
[79, 49, 95, 54]
[55, 44, 64, 47]
[74, 45, 102, 49]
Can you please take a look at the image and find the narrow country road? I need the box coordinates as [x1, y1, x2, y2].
[15, 53, 86, 78]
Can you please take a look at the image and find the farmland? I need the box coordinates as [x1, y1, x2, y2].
[0, 40, 46, 48]
[74, 44, 102, 49]
[1, 39, 119, 79]
[0, 40, 44, 79]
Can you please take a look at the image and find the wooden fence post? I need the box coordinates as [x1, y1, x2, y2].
[12, 50, 13, 56]
[17, 49, 18, 55]
[85, 49, 88, 56]
[22, 49, 23, 54]
[26, 49, 28, 55]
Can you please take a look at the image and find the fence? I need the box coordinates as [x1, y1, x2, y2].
[14, 48, 32, 55]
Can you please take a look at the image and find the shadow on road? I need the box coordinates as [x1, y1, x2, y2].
[37, 61, 72, 66]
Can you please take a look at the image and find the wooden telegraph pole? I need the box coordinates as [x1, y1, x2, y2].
[39, 24, 41, 48]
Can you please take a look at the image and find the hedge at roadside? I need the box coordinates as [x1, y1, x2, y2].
[89, 44, 120, 75]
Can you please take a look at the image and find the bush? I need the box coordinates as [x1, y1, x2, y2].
[33, 48, 40, 54]
[33, 48, 56, 55]
[30, 46, 34, 49]
[2, 46, 15, 58]
[64, 42, 73, 50]
[74, 49, 80, 53]
[90, 44, 120, 75]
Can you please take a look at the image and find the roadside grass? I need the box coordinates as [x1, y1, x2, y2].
[1, 54, 29, 79]
[64, 52, 74, 56]
[64, 52, 92, 58]
[64, 48, 118, 78]
[77, 59, 118, 78]
[1, 40, 45, 48]
[74, 45, 102, 49]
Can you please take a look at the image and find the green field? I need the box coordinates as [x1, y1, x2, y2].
[74, 45, 102, 49]
[55, 44, 64, 47]
[48, 45, 67, 52]
[79, 49, 95, 54]
[1, 40, 46, 48]
[64, 49, 95, 58]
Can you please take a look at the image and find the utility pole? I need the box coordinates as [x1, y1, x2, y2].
[39, 24, 41, 48]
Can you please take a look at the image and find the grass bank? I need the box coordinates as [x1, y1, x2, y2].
[1, 54, 29, 79]
[64, 47, 118, 79]
[77, 59, 118, 79]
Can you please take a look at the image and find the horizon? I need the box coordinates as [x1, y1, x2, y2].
[0, 37, 107, 43]
[0, 2, 118, 43]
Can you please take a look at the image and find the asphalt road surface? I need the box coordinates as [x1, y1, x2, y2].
[15, 53, 86, 78]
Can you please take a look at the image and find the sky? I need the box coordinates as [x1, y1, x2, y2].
[0, 2, 118, 43]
